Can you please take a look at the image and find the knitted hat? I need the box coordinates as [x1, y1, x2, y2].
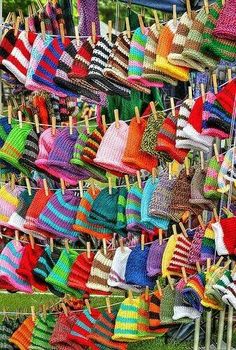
[112, 297, 140, 342]
[175, 98, 196, 150]
[0, 116, 13, 147]
[218, 148, 236, 190]
[108, 247, 142, 292]
[204, 266, 227, 305]
[35, 128, 60, 173]
[30, 314, 56, 349]
[137, 295, 157, 339]
[32, 36, 71, 97]
[45, 248, 82, 298]
[89, 309, 127, 350]
[182, 272, 206, 312]
[81, 126, 104, 165]
[188, 226, 204, 264]
[122, 117, 158, 172]
[50, 312, 80, 349]
[73, 187, 113, 240]
[143, 23, 177, 86]
[0, 123, 33, 176]
[33, 245, 64, 297]
[161, 234, 179, 277]
[86, 250, 114, 292]
[104, 33, 150, 93]
[9, 316, 35, 350]
[125, 245, 156, 289]
[213, 269, 233, 296]
[36, 189, 80, 241]
[141, 178, 170, 230]
[200, 224, 216, 263]
[160, 285, 176, 324]
[213, 0, 236, 40]
[201, 0, 236, 62]
[203, 154, 224, 199]
[173, 290, 201, 320]
[212, 217, 236, 255]
[168, 12, 196, 68]
[156, 111, 189, 164]
[19, 128, 39, 172]
[154, 20, 189, 81]
[0, 240, 32, 293]
[149, 290, 169, 333]
[216, 79, 236, 115]
[0, 317, 24, 349]
[0, 29, 17, 68]
[2, 31, 36, 84]
[222, 282, 236, 309]
[146, 240, 167, 277]
[94, 121, 136, 175]
[0, 183, 23, 227]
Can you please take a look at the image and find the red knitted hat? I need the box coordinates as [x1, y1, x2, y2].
[215, 79, 236, 115]
[16, 243, 48, 291]
[0, 29, 17, 68]
[219, 217, 236, 255]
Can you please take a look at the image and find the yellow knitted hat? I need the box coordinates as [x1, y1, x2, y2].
[161, 234, 182, 278]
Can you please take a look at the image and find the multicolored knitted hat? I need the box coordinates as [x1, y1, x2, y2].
[200, 224, 215, 263]
[9, 316, 35, 350]
[154, 20, 189, 81]
[0, 29, 17, 69]
[182, 8, 219, 70]
[0, 240, 32, 293]
[36, 189, 80, 241]
[146, 240, 167, 277]
[173, 290, 201, 320]
[182, 272, 206, 312]
[222, 281, 236, 309]
[212, 217, 236, 255]
[175, 98, 196, 150]
[94, 121, 136, 175]
[30, 314, 56, 349]
[0, 184, 23, 227]
[188, 226, 204, 264]
[19, 128, 39, 172]
[50, 312, 80, 349]
[203, 154, 224, 199]
[0, 123, 33, 176]
[213, 0, 236, 40]
[213, 269, 233, 296]
[161, 234, 178, 277]
[218, 147, 236, 190]
[149, 290, 169, 333]
[0, 116, 13, 147]
[80, 126, 104, 165]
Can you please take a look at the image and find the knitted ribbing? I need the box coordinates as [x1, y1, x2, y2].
[0, 184, 23, 226]
[30, 314, 56, 350]
[201, 0, 236, 62]
[200, 225, 215, 263]
[58, 0, 75, 36]
[173, 290, 201, 320]
[149, 290, 169, 333]
[160, 285, 176, 324]
[77, 0, 100, 37]
[9, 317, 35, 350]
[175, 98, 196, 149]
[147, 240, 167, 277]
[81, 126, 104, 164]
[218, 147, 236, 190]
[203, 154, 223, 199]
[182, 272, 206, 312]
[137, 295, 156, 339]
[0, 317, 24, 350]
[50, 313, 80, 349]
[0, 29, 17, 68]
[162, 234, 179, 277]
[213, 0, 236, 40]
[188, 226, 204, 264]
[19, 128, 39, 171]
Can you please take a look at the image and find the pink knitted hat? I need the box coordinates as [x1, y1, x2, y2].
[0, 184, 24, 228]
[94, 121, 136, 175]
[35, 128, 60, 173]
[213, 0, 236, 40]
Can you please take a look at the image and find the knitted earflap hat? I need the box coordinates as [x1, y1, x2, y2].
[154, 20, 189, 81]
[35, 128, 60, 173]
[125, 245, 156, 289]
[149, 290, 169, 333]
[86, 250, 114, 292]
[19, 128, 39, 172]
[201, 0, 236, 62]
[9, 316, 35, 350]
[0, 240, 32, 293]
[146, 240, 167, 277]
[141, 178, 170, 230]
[200, 224, 216, 263]
[2, 31, 36, 84]
[161, 234, 179, 277]
[182, 8, 219, 71]
[0, 184, 23, 227]
[73, 187, 113, 240]
[0, 123, 33, 176]
[50, 312, 80, 349]
[36, 189, 81, 241]
[182, 272, 206, 312]
[0, 29, 17, 68]
[94, 121, 136, 175]
[212, 217, 236, 255]
[203, 154, 224, 199]
[213, 0, 236, 40]
[173, 290, 201, 320]
[122, 117, 158, 172]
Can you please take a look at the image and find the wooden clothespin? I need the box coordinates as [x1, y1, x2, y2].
[114, 109, 119, 129]
[196, 262, 201, 273]
[227, 68, 232, 82]
[179, 222, 188, 238]
[128, 289, 133, 302]
[79, 180, 84, 198]
[10, 173, 15, 190]
[170, 97, 176, 117]
[84, 114, 90, 134]
[213, 143, 220, 162]
[184, 157, 190, 176]
[152, 168, 157, 184]
[200, 151, 204, 170]
[156, 280, 163, 296]
[212, 73, 218, 94]
[31, 3, 37, 16]
[43, 178, 49, 197]
[34, 114, 40, 134]
[25, 177, 32, 196]
[90, 179, 96, 196]
[172, 224, 178, 236]
[124, 174, 130, 190]
[108, 20, 112, 41]
[150, 101, 158, 121]
[31, 306, 36, 322]
[168, 162, 172, 180]
[213, 208, 219, 222]
[204, 0, 209, 14]
[12, 12, 17, 26]
[188, 86, 193, 100]
[73, 26, 79, 48]
[141, 233, 145, 251]
[200, 83, 206, 103]
[86, 241, 91, 258]
[25, 17, 29, 35]
[173, 5, 177, 26]
[198, 215, 205, 230]
[64, 239, 69, 252]
[14, 16, 20, 36]
[138, 14, 145, 35]
[215, 256, 224, 268]
[153, 10, 161, 32]
[108, 177, 112, 195]
[159, 229, 163, 245]
[61, 302, 68, 316]
[40, 21, 46, 41]
[125, 17, 131, 39]
[101, 115, 107, 133]
[186, 0, 192, 19]
[222, 0, 225, 5]
[59, 23, 65, 44]
[206, 258, 211, 272]
[69, 115, 73, 135]
[106, 297, 112, 314]
[29, 234, 35, 249]
[181, 267, 188, 283]
[145, 286, 149, 301]
[60, 178, 65, 195]
[42, 304, 47, 319]
[51, 116, 56, 135]
[167, 274, 174, 290]
[7, 101, 13, 125]
[103, 238, 107, 255]
[119, 238, 125, 253]
[50, 238, 54, 253]
[135, 106, 141, 124]
[136, 170, 142, 189]
[18, 110, 23, 129]
[91, 22, 96, 44]
[15, 230, 19, 247]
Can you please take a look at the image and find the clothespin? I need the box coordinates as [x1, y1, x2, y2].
[198, 215, 205, 230]
[43, 178, 49, 196]
[181, 267, 188, 283]
[222, 0, 225, 5]
[124, 174, 130, 190]
[170, 97, 176, 117]
[206, 258, 211, 272]
[218, 184, 230, 194]
[159, 229, 163, 245]
[90, 179, 96, 196]
[213, 143, 220, 162]
[186, 0, 192, 19]
[64, 239, 69, 252]
[61, 303, 68, 316]
[51, 116, 56, 135]
[136, 170, 142, 189]
[18, 110, 23, 129]
[167, 274, 174, 290]
[79, 180, 84, 198]
[196, 262, 201, 273]
[25, 17, 29, 35]
[145, 286, 149, 301]
[34, 114, 40, 134]
[172, 224, 178, 236]
[15, 230, 19, 247]
[42, 304, 47, 319]
[179, 222, 188, 238]
[86, 241, 91, 258]
[227, 68, 232, 82]
[200, 151, 204, 170]
[138, 14, 145, 35]
[14, 16, 20, 36]
[156, 280, 163, 296]
[135, 106, 141, 124]
[29, 234, 35, 249]
[68, 115, 73, 135]
[153, 10, 161, 32]
[40, 20, 46, 41]
[31, 306, 36, 322]
[213, 208, 219, 222]
[60, 178, 65, 195]
[12, 12, 17, 26]
[173, 5, 177, 26]
[91, 22, 96, 44]
[188, 86, 193, 100]
[125, 17, 131, 39]
[103, 238, 107, 255]
[114, 109, 119, 129]
[36, 0, 44, 10]
[223, 259, 231, 270]
[108, 20, 112, 41]
[59, 23, 65, 44]
[212, 73, 218, 94]
[31, 3, 37, 16]
[184, 157, 190, 176]
[50, 238, 54, 253]
[204, 0, 209, 14]
[25, 177, 32, 196]
[168, 162, 172, 180]
[200, 83, 206, 103]
[74, 25, 80, 47]
[152, 168, 157, 184]
[141, 233, 145, 251]
[150, 101, 158, 121]
[108, 177, 112, 195]
[7, 100, 12, 124]
[102, 115, 107, 133]
[119, 238, 125, 253]
[10, 173, 15, 190]
[106, 297, 112, 314]
[215, 256, 224, 268]
[84, 114, 90, 134]
[128, 290, 133, 302]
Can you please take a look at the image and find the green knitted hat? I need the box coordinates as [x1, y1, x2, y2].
[160, 285, 176, 325]
[204, 267, 226, 306]
[30, 314, 57, 349]
[203, 155, 223, 199]
[0, 123, 33, 176]
[137, 295, 157, 339]
[116, 187, 128, 237]
[201, 0, 236, 62]
[213, 269, 233, 296]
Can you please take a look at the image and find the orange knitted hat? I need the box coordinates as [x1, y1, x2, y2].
[9, 316, 35, 350]
[154, 20, 189, 81]
[122, 117, 158, 173]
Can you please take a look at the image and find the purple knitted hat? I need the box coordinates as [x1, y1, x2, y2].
[77, 0, 100, 37]
[146, 240, 167, 277]
[36, 189, 80, 241]
[46, 128, 90, 185]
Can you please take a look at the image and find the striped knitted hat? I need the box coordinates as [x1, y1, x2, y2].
[200, 224, 216, 263]
[89, 309, 127, 350]
[143, 23, 177, 86]
[0, 240, 32, 293]
[0, 317, 24, 350]
[9, 316, 35, 350]
[2, 31, 36, 84]
[0, 184, 23, 227]
[50, 313, 81, 349]
[0, 29, 17, 69]
[212, 217, 236, 255]
[122, 117, 158, 173]
[213, 0, 236, 40]
[19, 128, 39, 172]
[182, 272, 206, 312]
[149, 290, 169, 333]
[73, 187, 113, 240]
[182, 8, 219, 70]
[137, 295, 156, 339]
[94, 121, 136, 175]
[33, 245, 64, 297]
[175, 98, 196, 149]
[125, 245, 156, 289]
[81, 126, 104, 165]
[45, 248, 82, 298]
[161, 234, 179, 277]
[173, 290, 201, 320]
[218, 147, 236, 190]
[0, 116, 13, 147]
[0, 123, 33, 176]
[30, 314, 57, 349]
[112, 297, 140, 342]
[146, 240, 167, 277]
[213, 269, 233, 296]
[86, 250, 114, 293]
[201, 0, 236, 62]
[36, 189, 80, 241]
[154, 20, 189, 82]
[203, 154, 224, 199]
[188, 226, 204, 264]
[104, 33, 150, 93]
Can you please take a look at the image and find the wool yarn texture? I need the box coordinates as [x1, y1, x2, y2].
[213, 0, 236, 40]
[9, 316, 35, 350]
[146, 240, 167, 277]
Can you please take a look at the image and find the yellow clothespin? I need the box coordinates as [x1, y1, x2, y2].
[10, 173, 15, 190]
[51, 116, 56, 135]
[43, 178, 49, 196]
[25, 177, 32, 196]
[60, 178, 65, 195]
[103, 238, 107, 255]
[84, 114, 90, 134]
[138, 14, 145, 35]
[59, 23, 65, 44]
[212, 73, 218, 94]
[14, 16, 20, 36]
[173, 5, 177, 26]
[136, 170, 142, 189]
[114, 109, 120, 129]
[153, 10, 161, 32]
[42, 304, 47, 320]
[135, 106, 141, 124]
[34, 114, 40, 134]
[184, 157, 190, 176]
[196, 262, 201, 273]
[108, 20, 112, 41]
[186, 0, 192, 19]
[128, 289, 133, 302]
[125, 174, 130, 190]
[7, 100, 12, 125]
[156, 280, 163, 296]
[15, 230, 19, 247]
[86, 241, 91, 259]
[179, 222, 188, 238]
[170, 97, 176, 117]
[50, 238, 54, 253]
[91, 22, 96, 44]
[40, 21, 46, 41]
[200, 151, 205, 170]
[31, 306, 36, 322]
[29, 234, 35, 249]
[198, 215, 205, 230]
[188, 86, 193, 100]
[145, 286, 149, 301]
[108, 177, 112, 195]
[204, 0, 209, 14]
[172, 224, 178, 236]
[213, 143, 220, 163]
[200, 83, 206, 103]
[25, 17, 29, 35]
[102, 115, 107, 133]
[119, 238, 125, 253]
[125, 17, 131, 39]
[150, 101, 158, 121]
[227, 68, 232, 82]
[18, 110, 23, 129]
[206, 258, 211, 272]
[141, 233, 145, 251]
[61, 302, 68, 316]
[64, 239, 69, 252]
[159, 229, 163, 245]
[106, 297, 112, 314]
[79, 180, 84, 198]
[69, 116, 73, 135]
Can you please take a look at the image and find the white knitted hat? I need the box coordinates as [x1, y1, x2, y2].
[211, 221, 229, 256]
